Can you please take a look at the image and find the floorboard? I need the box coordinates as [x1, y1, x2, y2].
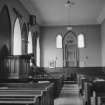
[54, 82, 83, 105]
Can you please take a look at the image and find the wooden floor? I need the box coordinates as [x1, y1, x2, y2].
[54, 82, 83, 105]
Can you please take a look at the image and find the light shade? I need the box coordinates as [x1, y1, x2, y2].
[67, 26, 72, 31]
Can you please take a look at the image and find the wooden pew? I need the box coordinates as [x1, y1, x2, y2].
[0, 90, 41, 104]
[92, 80, 105, 105]
[32, 68, 64, 98]
[33, 79, 63, 98]
[77, 74, 93, 105]
[0, 82, 54, 105]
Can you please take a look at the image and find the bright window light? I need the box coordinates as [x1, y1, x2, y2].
[28, 31, 33, 54]
[78, 34, 85, 48]
[36, 37, 40, 67]
[56, 34, 62, 48]
[13, 18, 21, 55]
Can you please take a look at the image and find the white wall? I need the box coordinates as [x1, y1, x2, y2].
[101, 19, 105, 66]
[40, 25, 101, 67]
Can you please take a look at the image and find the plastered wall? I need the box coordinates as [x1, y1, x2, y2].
[40, 25, 101, 67]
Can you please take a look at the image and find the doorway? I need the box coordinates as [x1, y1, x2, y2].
[63, 31, 79, 67]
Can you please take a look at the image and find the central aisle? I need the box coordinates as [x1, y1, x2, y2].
[54, 82, 83, 105]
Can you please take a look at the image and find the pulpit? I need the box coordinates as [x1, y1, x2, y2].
[0, 55, 31, 79]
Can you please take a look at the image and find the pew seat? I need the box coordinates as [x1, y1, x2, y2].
[33, 74, 64, 98]
[93, 81, 105, 94]
[0, 82, 54, 105]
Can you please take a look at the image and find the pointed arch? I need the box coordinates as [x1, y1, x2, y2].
[28, 31, 33, 54]
[13, 18, 21, 55]
[56, 34, 62, 48]
[0, 5, 11, 53]
[63, 31, 79, 67]
[63, 31, 77, 46]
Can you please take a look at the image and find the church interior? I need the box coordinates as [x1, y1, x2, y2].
[0, 0, 105, 105]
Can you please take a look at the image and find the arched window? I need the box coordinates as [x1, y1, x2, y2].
[78, 34, 85, 48]
[28, 31, 33, 54]
[36, 36, 40, 67]
[13, 18, 21, 55]
[56, 34, 62, 48]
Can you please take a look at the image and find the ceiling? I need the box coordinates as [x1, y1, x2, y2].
[20, 0, 105, 26]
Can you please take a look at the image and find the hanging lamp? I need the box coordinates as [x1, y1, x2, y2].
[65, 0, 75, 31]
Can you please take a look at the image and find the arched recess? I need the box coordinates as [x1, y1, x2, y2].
[63, 31, 79, 67]
[21, 23, 28, 55]
[13, 18, 21, 55]
[28, 31, 33, 54]
[0, 5, 11, 55]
